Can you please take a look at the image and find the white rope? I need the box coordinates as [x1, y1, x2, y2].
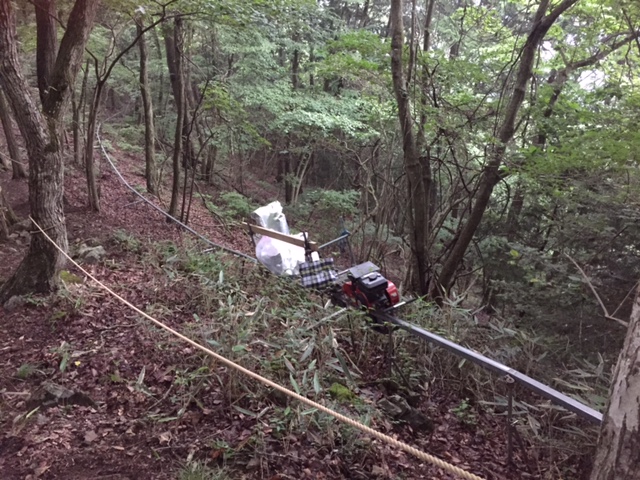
[32, 217, 486, 480]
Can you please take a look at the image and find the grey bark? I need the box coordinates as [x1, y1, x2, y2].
[166, 17, 185, 219]
[136, 19, 157, 195]
[0, 0, 99, 302]
[0, 89, 26, 178]
[390, 0, 431, 294]
[590, 283, 640, 479]
[34, 0, 57, 105]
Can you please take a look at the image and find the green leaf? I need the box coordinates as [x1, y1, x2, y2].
[283, 356, 296, 374]
[136, 366, 146, 388]
[299, 342, 315, 362]
[233, 406, 257, 418]
[289, 373, 301, 394]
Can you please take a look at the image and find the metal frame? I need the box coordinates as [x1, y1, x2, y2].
[373, 311, 603, 425]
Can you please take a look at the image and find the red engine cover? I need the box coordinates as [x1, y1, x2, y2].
[343, 279, 400, 310]
[385, 281, 400, 306]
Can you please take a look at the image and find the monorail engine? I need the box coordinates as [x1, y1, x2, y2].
[338, 263, 400, 311]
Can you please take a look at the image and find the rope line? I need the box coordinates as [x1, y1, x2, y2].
[96, 125, 257, 262]
[33, 217, 486, 480]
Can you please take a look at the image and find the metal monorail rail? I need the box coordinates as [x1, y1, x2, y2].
[373, 311, 603, 425]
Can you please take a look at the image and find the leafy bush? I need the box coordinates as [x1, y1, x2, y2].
[219, 192, 255, 220]
[303, 189, 360, 218]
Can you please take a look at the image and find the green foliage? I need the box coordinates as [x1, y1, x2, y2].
[317, 30, 389, 91]
[59, 270, 83, 285]
[298, 189, 359, 218]
[328, 382, 358, 403]
[112, 230, 143, 253]
[450, 398, 477, 426]
[16, 363, 37, 380]
[178, 463, 232, 480]
[201, 192, 255, 222]
[219, 192, 255, 220]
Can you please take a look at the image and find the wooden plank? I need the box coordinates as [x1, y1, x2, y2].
[243, 223, 318, 251]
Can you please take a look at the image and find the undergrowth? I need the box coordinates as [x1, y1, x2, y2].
[50, 230, 609, 479]
[392, 300, 607, 477]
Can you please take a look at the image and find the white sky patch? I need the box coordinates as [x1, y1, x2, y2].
[578, 69, 606, 89]
[540, 41, 556, 62]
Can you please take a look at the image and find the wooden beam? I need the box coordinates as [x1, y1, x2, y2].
[243, 223, 318, 251]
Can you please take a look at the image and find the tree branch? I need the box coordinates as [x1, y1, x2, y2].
[542, 0, 580, 29]
[565, 254, 628, 327]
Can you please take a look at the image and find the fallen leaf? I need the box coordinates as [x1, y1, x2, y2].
[210, 449, 223, 460]
[371, 465, 386, 477]
[84, 430, 98, 443]
[34, 464, 50, 478]
[158, 431, 172, 445]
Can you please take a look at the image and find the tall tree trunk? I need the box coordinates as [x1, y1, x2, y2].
[360, 0, 370, 28]
[291, 48, 300, 89]
[84, 81, 103, 212]
[136, 19, 157, 195]
[0, 185, 19, 240]
[390, 0, 431, 294]
[590, 282, 640, 479]
[505, 184, 524, 241]
[34, 0, 57, 105]
[431, 0, 579, 300]
[0, 89, 26, 178]
[82, 10, 168, 211]
[166, 17, 184, 219]
[153, 27, 165, 119]
[71, 60, 89, 167]
[0, 0, 98, 302]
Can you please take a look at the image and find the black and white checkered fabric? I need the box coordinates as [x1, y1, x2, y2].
[299, 258, 337, 289]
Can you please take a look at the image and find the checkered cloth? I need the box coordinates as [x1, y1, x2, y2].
[299, 258, 337, 289]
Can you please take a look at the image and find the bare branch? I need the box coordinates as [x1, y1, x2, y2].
[565, 254, 628, 328]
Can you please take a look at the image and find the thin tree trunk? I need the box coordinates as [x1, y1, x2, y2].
[431, 0, 579, 300]
[590, 282, 640, 479]
[84, 82, 103, 212]
[71, 61, 88, 166]
[0, 185, 19, 240]
[505, 184, 524, 241]
[390, 0, 431, 294]
[82, 11, 169, 211]
[417, 0, 436, 240]
[33, 0, 57, 105]
[291, 48, 300, 89]
[136, 19, 157, 194]
[0, 89, 26, 178]
[203, 144, 216, 185]
[417, 0, 436, 149]
[360, 0, 370, 28]
[152, 27, 165, 119]
[167, 17, 184, 219]
[0, 0, 98, 302]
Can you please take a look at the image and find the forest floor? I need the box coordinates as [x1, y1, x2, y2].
[0, 143, 562, 480]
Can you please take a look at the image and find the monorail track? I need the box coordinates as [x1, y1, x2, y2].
[98, 126, 603, 429]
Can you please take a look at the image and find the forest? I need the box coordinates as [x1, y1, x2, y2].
[1, 0, 640, 478]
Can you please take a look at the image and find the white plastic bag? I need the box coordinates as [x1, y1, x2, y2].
[255, 236, 306, 276]
[252, 201, 313, 276]
[251, 201, 290, 234]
